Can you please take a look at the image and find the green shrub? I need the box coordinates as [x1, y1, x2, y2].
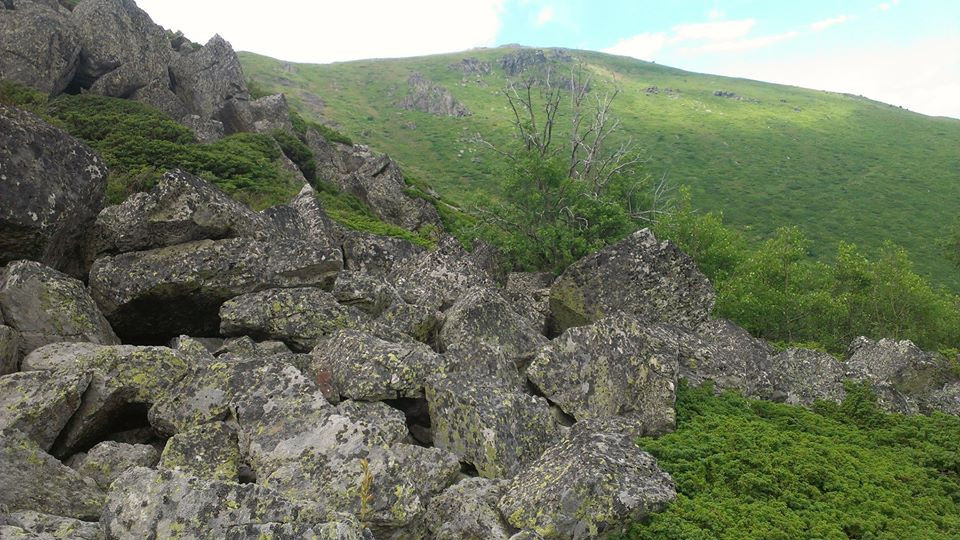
[272, 129, 317, 182]
[613, 382, 960, 540]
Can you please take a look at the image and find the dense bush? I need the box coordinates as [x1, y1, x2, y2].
[271, 129, 317, 182]
[612, 382, 960, 540]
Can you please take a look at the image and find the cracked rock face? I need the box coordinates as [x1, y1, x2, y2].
[0, 0, 80, 95]
[549, 228, 715, 334]
[0, 105, 108, 277]
[769, 348, 846, 406]
[0, 369, 90, 451]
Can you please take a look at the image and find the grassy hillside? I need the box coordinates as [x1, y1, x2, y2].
[240, 46, 960, 290]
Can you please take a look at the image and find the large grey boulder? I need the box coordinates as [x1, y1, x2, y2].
[0, 510, 102, 540]
[19, 343, 191, 456]
[249, 93, 294, 133]
[927, 382, 960, 415]
[70, 0, 174, 102]
[0, 0, 79, 95]
[769, 348, 846, 406]
[158, 421, 241, 481]
[389, 236, 494, 310]
[89, 237, 341, 341]
[426, 376, 560, 478]
[549, 228, 714, 333]
[0, 105, 108, 277]
[0, 369, 89, 451]
[498, 419, 676, 539]
[504, 271, 554, 335]
[438, 287, 547, 368]
[425, 478, 513, 540]
[0, 260, 119, 358]
[100, 467, 369, 540]
[312, 329, 445, 400]
[65, 440, 160, 490]
[527, 316, 684, 435]
[0, 428, 106, 521]
[170, 35, 251, 134]
[332, 271, 400, 316]
[219, 287, 367, 352]
[689, 318, 775, 398]
[341, 230, 425, 277]
[845, 337, 958, 414]
[89, 169, 263, 259]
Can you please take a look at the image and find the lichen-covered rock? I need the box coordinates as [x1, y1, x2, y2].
[219, 287, 367, 352]
[170, 35, 251, 134]
[0, 369, 89, 451]
[259, 183, 340, 252]
[341, 230, 424, 277]
[216, 336, 291, 357]
[498, 422, 676, 539]
[373, 301, 443, 345]
[332, 271, 400, 316]
[0, 1, 79, 95]
[70, 0, 173, 101]
[504, 272, 555, 335]
[159, 421, 240, 481]
[442, 342, 524, 390]
[100, 466, 359, 539]
[0, 260, 119, 358]
[388, 236, 494, 310]
[312, 330, 445, 400]
[0, 324, 17, 375]
[66, 441, 160, 490]
[180, 114, 224, 142]
[90, 237, 341, 342]
[424, 478, 513, 540]
[688, 318, 775, 398]
[169, 335, 219, 363]
[769, 348, 846, 406]
[25, 344, 191, 456]
[438, 287, 547, 367]
[398, 73, 471, 117]
[0, 429, 106, 520]
[844, 337, 958, 414]
[426, 377, 559, 479]
[1, 510, 102, 540]
[249, 93, 294, 133]
[0, 105, 108, 277]
[18, 341, 102, 371]
[549, 228, 714, 333]
[926, 382, 960, 415]
[88, 169, 263, 259]
[527, 316, 682, 435]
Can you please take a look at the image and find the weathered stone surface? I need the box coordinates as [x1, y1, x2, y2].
[0, 1, 79, 95]
[312, 329, 445, 400]
[21, 344, 191, 456]
[66, 441, 160, 490]
[442, 342, 524, 390]
[1, 510, 102, 540]
[170, 35, 251, 134]
[688, 318, 775, 398]
[332, 271, 400, 316]
[769, 348, 846, 406]
[549, 228, 714, 333]
[426, 377, 559, 479]
[0, 428, 106, 520]
[259, 183, 339, 251]
[0, 105, 108, 276]
[425, 478, 512, 540]
[100, 467, 362, 539]
[342, 230, 424, 277]
[438, 287, 547, 366]
[219, 287, 367, 352]
[0, 369, 89, 451]
[527, 316, 682, 435]
[845, 336, 958, 414]
[159, 421, 240, 481]
[398, 73, 471, 117]
[504, 272, 554, 335]
[89, 169, 262, 259]
[19, 341, 102, 371]
[389, 236, 494, 310]
[249, 93, 294, 133]
[0, 260, 119, 358]
[70, 0, 173, 99]
[180, 114, 225, 142]
[927, 382, 960, 415]
[498, 421, 676, 539]
[373, 301, 443, 345]
[90, 237, 341, 341]
[0, 324, 17, 375]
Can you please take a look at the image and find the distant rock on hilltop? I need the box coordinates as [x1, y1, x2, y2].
[398, 72, 471, 117]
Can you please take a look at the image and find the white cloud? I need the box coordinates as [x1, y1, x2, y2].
[671, 19, 756, 42]
[810, 15, 849, 32]
[535, 5, 555, 26]
[714, 36, 960, 118]
[134, 0, 506, 63]
[878, 0, 901, 11]
[603, 32, 669, 60]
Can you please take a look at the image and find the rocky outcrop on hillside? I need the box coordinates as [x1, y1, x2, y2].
[0, 0, 80, 95]
[398, 73, 471, 117]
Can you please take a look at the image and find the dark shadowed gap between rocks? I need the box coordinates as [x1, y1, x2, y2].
[51, 401, 160, 461]
[525, 378, 576, 426]
[383, 397, 432, 446]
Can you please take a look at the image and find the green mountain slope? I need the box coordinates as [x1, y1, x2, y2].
[240, 46, 960, 290]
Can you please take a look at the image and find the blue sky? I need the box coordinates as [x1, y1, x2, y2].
[138, 0, 960, 117]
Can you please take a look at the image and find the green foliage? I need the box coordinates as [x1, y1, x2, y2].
[612, 383, 960, 540]
[289, 109, 353, 145]
[271, 129, 317, 182]
[312, 181, 434, 248]
[0, 80, 49, 113]
[939, 216, 960, 270]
